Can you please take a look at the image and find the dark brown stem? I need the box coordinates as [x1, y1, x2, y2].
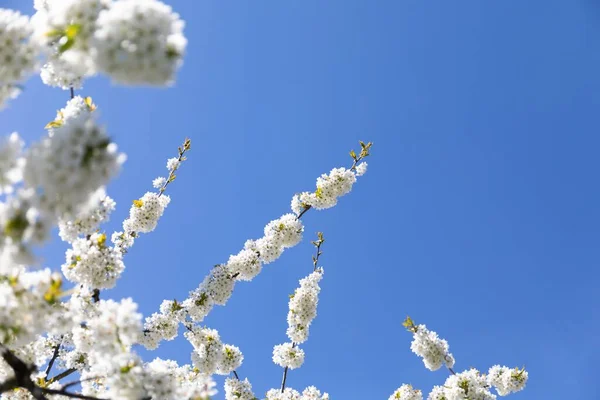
[47, 368, 77, 384]
[44, 338, 62, 379]
[70, 87, 74, 99]
[41, 387, 105, 400]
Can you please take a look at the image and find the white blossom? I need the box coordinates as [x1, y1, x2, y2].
[0, 133, 24, 194]
[389, 384, 423, 400]
[215, 344, 244, 375]
[185, 326, 223, 375]
[152, 176, 166, 189]
[266, 388, 300, 400]
[429, 369, 496, 400]
[58, 187, 115, 242]
[301, 386, 330, 400]
[23, 108, 125, 218]
[62, 232, 124, 289]
[263, 213, 304, 248]
[0, 9, 39, 93]
[226, 247, 262, 282]
[286, 269, 323, 344]
[0, 269, 64, 346]
[92, 0, 186, 85]
[123, 192, 170, 233]
[410, 324, 455, 371]
[355, 161, 368, 176]
[166, 157, 180, 171]
[487, 365, 528, 396]
[72, 298, 141, 358]
[225, 377, 256, 400]
[272, 342, 305, 370]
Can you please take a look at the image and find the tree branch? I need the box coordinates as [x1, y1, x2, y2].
[44, 337, 63, 379]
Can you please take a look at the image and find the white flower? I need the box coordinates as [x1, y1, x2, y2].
[58, 187, 115, 242]
[92, 0, 187, 85]
[166, 157, 180, 171]
[0, 269, 66, 346]
[430, 369, 496, 400]
[216, 344, 244, 375]
[32, 0, 111, 89]
[182, 286, 214, 323]
[225, 377, 256, 400]
[286, 269, 323, 343]
[487, 365, 528, 396]
[62, 232, 125, 289]
[272, 342, 304, 370]
[389, 384, 423, 400]
[0, 9, 39, 85]
[203, 264, 235, 305]
[185, 326, 223, 375]
[226, 247, 262, 281]
[152, 176, 166, 189]
[264, 213, 304, 248]
[73, 298, 142, 358]
[410, 324, 455, 371]
[23, 108, 125, 218]
[40, 56, 85, 90]
[302, 386, 330, 400]
[140, 311, 179, 350]
[266, 388, 301, 400]
[123, 192, 170, 233]
[355, 161, 367, 176]
[0, 132, 24, 194]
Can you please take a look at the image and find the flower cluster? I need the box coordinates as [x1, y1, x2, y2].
[0, 188, 51, 268]
[429, 369, 496, 400]
[0, 268, 64, 346]
[23, 98, 125, 218]
[272, 342, 305, 370]
[224, 377, 257, 400]
[139, 300, 185, 350]
[62, 232, 125, 289]
[123, 192, 171, 234]
[0, 133, 24, 194]
[58, 187, 115, 243]
[92, 0, 187, 85]
[486, 365, 528, 396]
[291, 167, 357, 213]
[0, 9, 39, 108]
[28, 0, 187, 91]
[403, 317, 455, 371]
[389, 384, 423, 400]
[184, 326, 244, 376]
[32, 0, 110, 88]
[286, 269, 323, 343]
[265, 386, 329, 400]
[142, 358, 217, 400]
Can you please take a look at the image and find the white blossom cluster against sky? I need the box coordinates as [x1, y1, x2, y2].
[2, 0, 599, 399]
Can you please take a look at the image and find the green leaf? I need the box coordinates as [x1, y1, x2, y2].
[59, 37, 75, 53]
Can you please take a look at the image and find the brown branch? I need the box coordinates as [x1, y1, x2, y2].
[47, 368, 77, 385]
[41, 387, 106, 400]
[44, 337, 63, 379]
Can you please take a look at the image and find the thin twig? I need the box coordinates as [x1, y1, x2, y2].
[41, 387, 106, 400]
[44, 337, 63, 379]
[70, 87, 75, 99]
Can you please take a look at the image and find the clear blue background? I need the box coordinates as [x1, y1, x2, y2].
[3, 0, 600, 398]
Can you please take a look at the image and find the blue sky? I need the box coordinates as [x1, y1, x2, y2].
[3, 0, 600, 398]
